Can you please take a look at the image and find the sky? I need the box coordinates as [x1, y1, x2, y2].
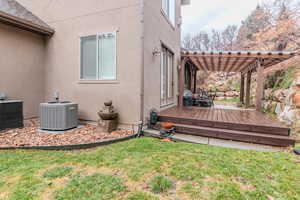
[181, 0, 266, 37]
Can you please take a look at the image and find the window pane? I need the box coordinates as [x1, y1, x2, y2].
[167, 52, 174, 99]
[99, 33, 116, 80]
[160, 50, 165, 100]
[162, 0, 168, 15]
[169, 0, 176, 25]
[81, 36, 97, 80]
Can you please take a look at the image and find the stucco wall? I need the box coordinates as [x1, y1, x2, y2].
[18, 0, 143, 125]
[0, 23, 45, 119]
[143, 0, 181, 120]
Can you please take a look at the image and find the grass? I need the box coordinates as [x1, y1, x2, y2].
[149, 176, 173, 193]
[126, 191, 159, 200]
[43, 167, 73, 179]
[55, 174, 125, 200]
[0, 137, 299, 200]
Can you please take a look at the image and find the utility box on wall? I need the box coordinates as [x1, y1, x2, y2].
[0, 100, 24, 131]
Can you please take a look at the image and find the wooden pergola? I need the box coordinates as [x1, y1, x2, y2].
[179, 50, 298, 110]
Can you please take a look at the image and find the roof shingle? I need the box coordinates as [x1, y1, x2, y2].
[0, 0, 54, 35]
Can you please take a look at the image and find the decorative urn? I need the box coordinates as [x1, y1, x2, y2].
[98, 101, 118, 133]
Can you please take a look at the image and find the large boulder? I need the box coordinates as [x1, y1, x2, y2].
[218, 87, 229, 92]
[225, 91, 239, 97]
[216, 92, 225, 97]
[279, 106, 300, 124]
[291, 77, 300, 88]
[275, 103, 284, 115]
[292, 92, 300, 108]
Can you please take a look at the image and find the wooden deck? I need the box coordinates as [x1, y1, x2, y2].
[156, 106, 295, 147]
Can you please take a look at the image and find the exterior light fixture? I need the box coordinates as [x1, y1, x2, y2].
[152, 47, 161, 57]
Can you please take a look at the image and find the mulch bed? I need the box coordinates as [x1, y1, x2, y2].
[0, 120, 135, 148]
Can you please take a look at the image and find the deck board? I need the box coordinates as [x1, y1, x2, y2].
[158, 106, 290, 136]
[159, 106, 285, 128]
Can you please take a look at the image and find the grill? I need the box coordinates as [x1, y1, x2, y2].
[0, 100, 23, 131]
[40, 102, 78, 130]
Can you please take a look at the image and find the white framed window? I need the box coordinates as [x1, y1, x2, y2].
[161, 45, 174, 106]
[80, 32, 117, 80]
[162, 0, 176, 26]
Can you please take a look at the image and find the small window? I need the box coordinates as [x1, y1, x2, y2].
[162, 0, 176, 25]
[80, 32, 117, 80]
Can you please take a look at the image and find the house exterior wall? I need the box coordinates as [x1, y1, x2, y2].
[18, 0, 143, 125]
[143, 0, 182, 120]
[0, 23, 45, 119]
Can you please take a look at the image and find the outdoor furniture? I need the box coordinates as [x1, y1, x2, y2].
[193, 90, 216, 107]
[183, 89, 216, 107]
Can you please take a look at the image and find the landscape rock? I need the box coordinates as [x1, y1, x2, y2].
[292, 92, 300, 108]
[275, 103, 284, 115]
[273, 89, 288, 103]
[278, 107, 300, 124]
[291, 77, 300, 88]
[225, 91, 239, 97]
[216, 92, 225, 97]
[264, 88, 273, 100]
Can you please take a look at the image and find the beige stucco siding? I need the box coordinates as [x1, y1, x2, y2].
[0, 23, 45, 119]
[143, 0, 181, 120]
[18, 0, 143, 125]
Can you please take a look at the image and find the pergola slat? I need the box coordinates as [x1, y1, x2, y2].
[179, 50, 298, 110]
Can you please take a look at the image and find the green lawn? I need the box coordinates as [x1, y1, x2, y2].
[0, 137, 299, 200]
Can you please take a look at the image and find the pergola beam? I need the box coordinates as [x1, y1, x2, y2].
[189, 57, 208, 74]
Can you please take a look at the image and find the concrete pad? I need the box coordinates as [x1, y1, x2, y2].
[36, 125, 85, 134]
[208, 138, 282, 152]
[144, 129, 284, 152]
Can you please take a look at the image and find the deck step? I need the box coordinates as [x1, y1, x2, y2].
[158, 115, 290, 136]
[173, 123, 295, 147]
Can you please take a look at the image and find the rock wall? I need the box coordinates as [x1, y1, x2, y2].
[263, 74, 300, 133]
[198, 72, 240, 101]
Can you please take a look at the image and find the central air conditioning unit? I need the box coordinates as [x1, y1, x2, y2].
[40, 102, 78, 130]
[40, 93, 78, 131]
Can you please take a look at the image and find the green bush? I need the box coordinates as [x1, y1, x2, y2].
[149, 175, 173, 193]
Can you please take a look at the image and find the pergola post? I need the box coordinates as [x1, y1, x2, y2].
[193, 70, 197, 93]
[240, 73, 245, 104]
[178, 58, 188, 106]
[256, 59, 265, 111]
[245, 70, 252, 108]
[190, 67, 194, 91]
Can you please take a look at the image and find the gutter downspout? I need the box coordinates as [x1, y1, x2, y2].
[139, 0, 145, 123]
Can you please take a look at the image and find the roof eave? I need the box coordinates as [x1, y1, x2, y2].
[0, 11, 54, 36]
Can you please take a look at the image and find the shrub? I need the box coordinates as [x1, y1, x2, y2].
[149, 175, 173, 193]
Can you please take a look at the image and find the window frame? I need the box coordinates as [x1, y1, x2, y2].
[161, 0, 176, 27]
[160, 45, 175, 107]
[79, 32, 117, 82]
